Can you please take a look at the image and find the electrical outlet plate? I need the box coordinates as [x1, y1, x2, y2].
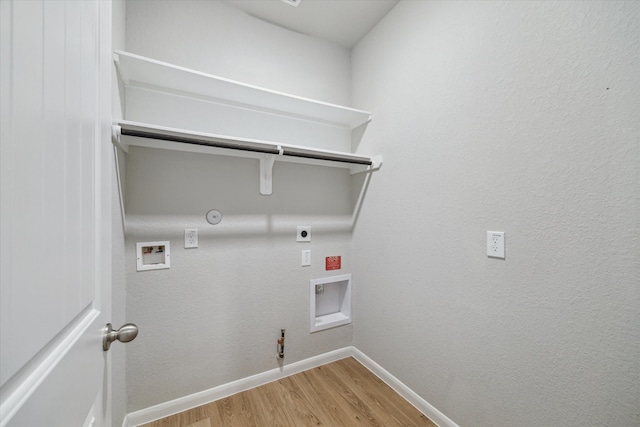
[301, 250, 311, 266]
[185, 229, 198, 248]
[297, 226, 311, 242]
[487, 231, 505, 259]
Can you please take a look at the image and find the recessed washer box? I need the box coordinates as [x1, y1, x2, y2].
[310, 274, 351, 333]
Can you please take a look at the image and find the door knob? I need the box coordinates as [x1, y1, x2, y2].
[103, 323, 139, 351]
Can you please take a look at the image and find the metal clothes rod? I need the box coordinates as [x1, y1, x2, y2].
[120, 127, 280, 156]
[280, 150, 372, 165]
[119, 127, 373, 166]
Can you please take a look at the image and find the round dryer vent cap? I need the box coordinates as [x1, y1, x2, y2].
[206, 209, 222, 225]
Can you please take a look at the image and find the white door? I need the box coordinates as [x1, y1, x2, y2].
[1, 1, 114, 426]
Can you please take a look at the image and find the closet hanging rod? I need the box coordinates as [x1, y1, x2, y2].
[120, 127, 280, 156]
[115, 122, 373, 166]
[279, 150, 371, 165]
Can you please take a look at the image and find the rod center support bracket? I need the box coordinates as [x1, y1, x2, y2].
[259, 148, 281, 196]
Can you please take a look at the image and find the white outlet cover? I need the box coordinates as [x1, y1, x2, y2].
[184, 229, 198, 248]
[301, 250, 311, 266]
[487, 231, 505, 259]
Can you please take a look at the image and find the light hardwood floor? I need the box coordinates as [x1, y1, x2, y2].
[140, 357, 437, 427]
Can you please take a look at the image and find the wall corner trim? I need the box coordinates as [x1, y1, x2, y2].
[123, 347, 458, 427]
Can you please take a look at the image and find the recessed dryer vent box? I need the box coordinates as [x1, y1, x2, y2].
[310, 274, 352, 333]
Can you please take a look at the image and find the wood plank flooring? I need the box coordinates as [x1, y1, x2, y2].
[140, 357, 437, 427]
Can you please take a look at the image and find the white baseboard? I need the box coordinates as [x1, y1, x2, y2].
[350, 347, 459, 427]
[124, 347, 352, 427]
[123, 346, 457, 427]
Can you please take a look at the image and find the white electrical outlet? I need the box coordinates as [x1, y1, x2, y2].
[301, 250, 311, 266]
[185, 229, 198, 248]
[487, 231, 505, 259]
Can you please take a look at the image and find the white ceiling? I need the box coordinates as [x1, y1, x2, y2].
[222, 0, 399, 48]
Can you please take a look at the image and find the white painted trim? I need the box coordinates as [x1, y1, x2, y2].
[124, 347, 352, 427]
[0, 308, 100, 427]
[350, 347, 459, 427]
[113, 50, 372, 129]
[124, 347, 458, 427]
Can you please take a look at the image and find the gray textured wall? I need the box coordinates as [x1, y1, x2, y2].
[351, 1, 640, 426]
[123, 0, 357, 411]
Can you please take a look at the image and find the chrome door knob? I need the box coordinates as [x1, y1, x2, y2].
[103, 323, 139, 351]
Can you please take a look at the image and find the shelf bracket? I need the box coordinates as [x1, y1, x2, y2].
[351, 154, 383, 175]
[110, 125, 128, 232]
[113, 120, 382, 196]
[111, 124, 129, 153]
[260, 147, 281, 195]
